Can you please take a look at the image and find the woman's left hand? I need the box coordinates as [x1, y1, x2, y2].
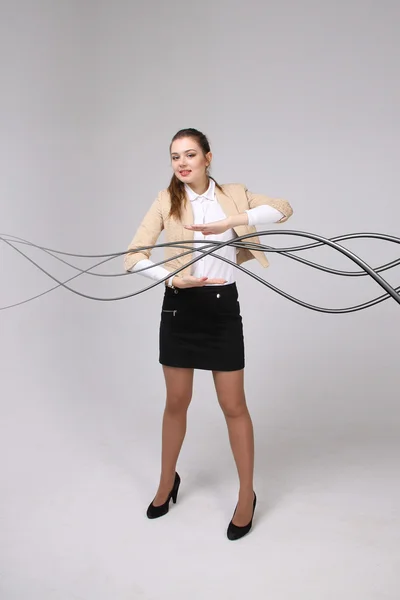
[184, 218, 230, 236]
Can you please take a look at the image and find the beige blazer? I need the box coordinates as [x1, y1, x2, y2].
[124, 183, 293, 277]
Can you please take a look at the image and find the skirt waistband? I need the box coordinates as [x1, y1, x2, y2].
[164, 282, 237, 298]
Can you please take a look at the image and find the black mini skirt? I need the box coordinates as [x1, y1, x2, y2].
[159, 283, 245, 371]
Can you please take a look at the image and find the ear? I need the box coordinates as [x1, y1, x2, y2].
[206, 151, 212, 167]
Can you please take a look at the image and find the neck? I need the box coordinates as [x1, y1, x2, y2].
[187, 176, 210, 196]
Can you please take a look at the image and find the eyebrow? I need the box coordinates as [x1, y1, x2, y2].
[170, 149, 197, 156]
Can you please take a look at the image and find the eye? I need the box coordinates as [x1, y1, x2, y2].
[187, 154, 195, 158]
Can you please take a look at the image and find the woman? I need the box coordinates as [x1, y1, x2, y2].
[124, 128, 293, 540]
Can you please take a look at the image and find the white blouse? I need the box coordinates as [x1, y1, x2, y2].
[130, 179, 283, 284]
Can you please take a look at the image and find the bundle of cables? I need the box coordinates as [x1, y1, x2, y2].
[1, 230, 399, 313]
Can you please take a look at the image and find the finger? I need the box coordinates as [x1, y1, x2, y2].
[205, 279, 227, 284]
[184, 225, 205, 231]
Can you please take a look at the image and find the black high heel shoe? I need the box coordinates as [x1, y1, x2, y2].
[227, 492, 257, 540]
[146, 472, 181, 519]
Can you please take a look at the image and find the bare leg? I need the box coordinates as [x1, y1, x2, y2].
[152, 366, 194, 506]
[213, 369, 255, 526]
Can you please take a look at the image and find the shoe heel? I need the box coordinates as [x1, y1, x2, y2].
[171, 476, 180, 503]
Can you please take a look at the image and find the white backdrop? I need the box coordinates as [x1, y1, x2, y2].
[1, 1, 399, 599]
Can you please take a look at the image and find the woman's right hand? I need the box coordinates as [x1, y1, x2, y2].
[173, 276, 227, 289]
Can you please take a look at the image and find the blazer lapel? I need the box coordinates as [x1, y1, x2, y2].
[215, 186, 239, 219]
[216, 186, 250, 238]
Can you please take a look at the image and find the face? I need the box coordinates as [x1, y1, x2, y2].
[170, 137, 212, 187]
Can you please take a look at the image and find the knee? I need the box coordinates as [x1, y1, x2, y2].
[220, 399, 248, 419]
[165, 392, 192, 415]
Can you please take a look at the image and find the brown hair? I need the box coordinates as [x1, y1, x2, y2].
[167, 128, 223, 220]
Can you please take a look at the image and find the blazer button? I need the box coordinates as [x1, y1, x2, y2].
[216, 294, 220, 298]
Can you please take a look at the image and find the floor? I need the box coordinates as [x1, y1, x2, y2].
[1, 415, 399, 600]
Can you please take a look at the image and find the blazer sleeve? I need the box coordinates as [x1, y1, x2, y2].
[124, 192, 164, 272]
[244, 186, 293, 223]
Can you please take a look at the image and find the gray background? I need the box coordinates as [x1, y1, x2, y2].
[1, 1, 399, 599]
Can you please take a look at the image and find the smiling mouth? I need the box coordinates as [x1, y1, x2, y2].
[179, 170, 191, 176]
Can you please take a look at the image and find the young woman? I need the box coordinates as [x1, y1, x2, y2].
[124, 128, 293, 540]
